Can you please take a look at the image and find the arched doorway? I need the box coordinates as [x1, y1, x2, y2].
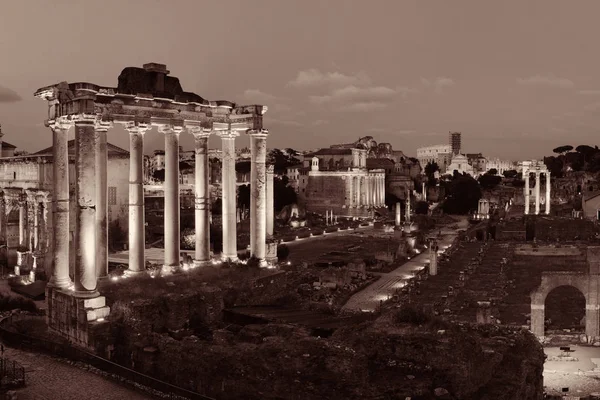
[544, 285, 586, 334]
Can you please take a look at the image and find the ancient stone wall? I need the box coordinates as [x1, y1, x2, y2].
[534, 218, 597, 241]
[305, 175, 347, 214]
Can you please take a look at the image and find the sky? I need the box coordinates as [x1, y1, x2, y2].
[2, 0, 600, 161]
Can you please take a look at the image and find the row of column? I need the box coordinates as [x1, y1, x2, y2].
[524, 171, 551, 215]
[0, 192, 49, 253]
[349, 174, 385, 208]
[48, 118, 273, 295]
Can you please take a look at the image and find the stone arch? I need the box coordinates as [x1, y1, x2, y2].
[530, 273, 599, 341]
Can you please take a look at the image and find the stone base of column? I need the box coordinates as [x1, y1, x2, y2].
[193, 259, 213, 267]
[72, 289, 100, 299]
[46, 287, 110, 351]
[221, 254, 239, 263]
[124, 269, 147, 277]
[47, 276, 74, 290]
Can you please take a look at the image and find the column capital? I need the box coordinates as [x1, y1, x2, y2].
[266, 164, 275, 174]
[47, 117, 73, 131]
[247, 128, 269, 138]
[187, 126, 212, 138]
[125, 121, 151, 135]
[158, 124, 183, 135]
[95, 120, 113, 132]
[71, 114, 99, 125]
[217, 130, 240, 139]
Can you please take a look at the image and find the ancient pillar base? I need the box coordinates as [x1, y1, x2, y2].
[124, 269, 146, 278]
[46, 287, 110, 351]
[193, 259, 213, 267]
[221, 253, 239, 263]
[72, 289, 101, 299]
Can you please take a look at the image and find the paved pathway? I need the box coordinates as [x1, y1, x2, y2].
[6, 347, 151, 400]
[108, 225, 373, 265]
[342, 217, 470, 312]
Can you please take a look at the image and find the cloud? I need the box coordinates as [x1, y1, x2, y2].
[421, 77, 455, 94]
[0, 86, 22, 103]
[309, 85, 396, 106]
[578, 90, 600, 95]
[516, 74, 574, 89]
[395, 86, 419, 98]
[286, 69, 371, 88]
[313, 119, 329, 126]
[266, 118, 303, 127]
[336, 102, 388, 112]
[397, 129, 417, 135]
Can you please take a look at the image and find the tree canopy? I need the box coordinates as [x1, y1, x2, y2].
[268, 149, 301, 175]
[442, 174, 482, 215]
[552, 145, 573, 155]
[503, 169, 518, 178]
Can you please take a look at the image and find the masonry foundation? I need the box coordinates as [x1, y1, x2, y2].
[46, 287, 111, 351]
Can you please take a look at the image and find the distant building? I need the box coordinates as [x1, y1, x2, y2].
[485, 158, 515, 175]
[417, 144, 452, 172]
[302, 147, 385, 217]
[447, 153, 474, 176]
[466, 153, 487, 175]
[449, 131, 462, 155]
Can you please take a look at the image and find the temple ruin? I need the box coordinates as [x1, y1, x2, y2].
[35, 63, 270, 347]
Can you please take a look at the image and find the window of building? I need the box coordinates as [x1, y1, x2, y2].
[108, 187, 117, 205]
[13, 172, 16, 180]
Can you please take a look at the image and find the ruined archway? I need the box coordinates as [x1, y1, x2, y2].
[531, 272, 599, 341]
[544, 285, 586, 334]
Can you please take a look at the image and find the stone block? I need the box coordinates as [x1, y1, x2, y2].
[83, 296, 106, 309]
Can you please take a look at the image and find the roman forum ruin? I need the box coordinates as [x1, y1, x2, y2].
[520, 160, 551, 215]
[34, 63, 271, 345]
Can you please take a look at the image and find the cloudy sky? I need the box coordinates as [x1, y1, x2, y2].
[1, 0, 600, 161]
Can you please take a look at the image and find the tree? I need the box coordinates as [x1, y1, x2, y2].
[237, 184, 250, 210]
[273, 177, 297, 211]
[424, 161, 440, 176]
[487, 168, 498, 176]
[503, 169, 518, 179]
[442, 174, 482, 215]
[415, 201, 429, 215]
[478, 174, 502, 190]
[552, 145, 573, 155]
[152, 169, 165, 182]
[268, 149, 300, 175]
[544, 156, 563, 178]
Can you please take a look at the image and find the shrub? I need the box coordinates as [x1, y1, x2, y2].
[0, 294, 37, 313]
[277, 244, 290, 260]
[246, 256, 261, 269]
[393, 305, 431, 325]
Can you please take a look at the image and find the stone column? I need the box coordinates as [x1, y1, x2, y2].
[126, 122, 149, 274]
[48, 120, 72, 289]
[266, 164, 274, 236]
[250, 130, 268, 263]
[161, 125, 182, 269]
[219, 131, 239, 261]
[405, 190, 411, 222]
[380, 176, 385, 206]
[73, 117, 99, 297]
[524, 172, 530, 215]
[422, 182, 426, 201]
[429, 239, 439, 275]
[360, 177, 367, 206]
[535, 171, 541, 215]
[395, 202, 401, 226]
[354, 177, 361, 208]
[545, 171, 551, 215]
[0, 194, 5, 244]
[18, 197, 26, 248]
[95, 121, 111, 278]
[530, 304, 545, 337]
[191, 127, 211, 266]
[33, 198, 39, 251]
